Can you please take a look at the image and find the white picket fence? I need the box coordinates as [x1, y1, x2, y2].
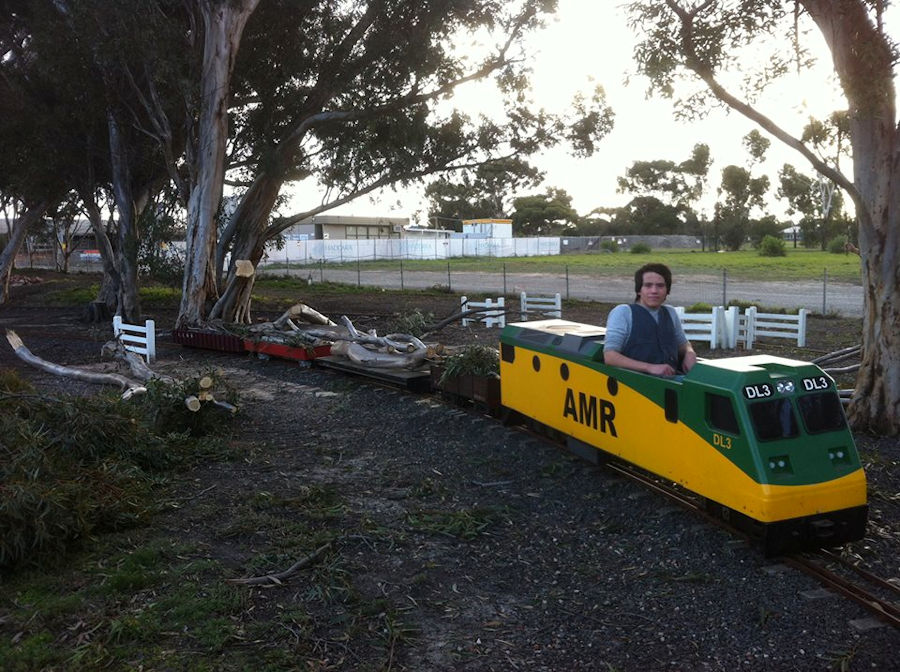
[740, 307, 808, 348]
[460, 296, 506, 329]
[520, 292, 562, 321]
[673, 306, 726, 349]
[112, 316, 156, 362]
[673, 306, 808, 350]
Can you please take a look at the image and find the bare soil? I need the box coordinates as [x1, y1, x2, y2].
[0, 272, 898, 671]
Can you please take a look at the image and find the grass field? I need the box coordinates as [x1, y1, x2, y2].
[272, 248, 864, 284]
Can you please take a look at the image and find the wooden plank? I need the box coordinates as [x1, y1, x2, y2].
[315, 356, 432, 392]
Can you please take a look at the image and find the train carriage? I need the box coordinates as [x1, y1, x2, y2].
[499, 319, 867, 556]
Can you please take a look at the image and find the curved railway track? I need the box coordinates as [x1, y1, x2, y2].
[599, 451, 900, 630]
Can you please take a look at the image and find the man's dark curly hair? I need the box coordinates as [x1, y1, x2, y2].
[634, 263, 673, 301]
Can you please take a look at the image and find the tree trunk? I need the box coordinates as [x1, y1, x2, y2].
[209, 167, 284, 323]
[177, 0, 260, 329]
[80, 193, 122, 313]
[0, 200, 52, 304]
[107, 111, 142, 322]
[801, 1, 900, 433]
[851, 213, 900, 433]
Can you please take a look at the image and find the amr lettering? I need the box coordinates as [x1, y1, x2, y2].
[563, 389, 617, 437]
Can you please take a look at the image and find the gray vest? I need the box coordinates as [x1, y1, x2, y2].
[624, 304, 679, 369]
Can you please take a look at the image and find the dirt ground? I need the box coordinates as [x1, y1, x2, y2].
[1, 273, 898, 671]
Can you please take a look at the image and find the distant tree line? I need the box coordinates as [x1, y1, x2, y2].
[426, 127, 855, 251]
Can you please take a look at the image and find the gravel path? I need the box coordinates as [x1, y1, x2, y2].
[160, 352, 900, 670]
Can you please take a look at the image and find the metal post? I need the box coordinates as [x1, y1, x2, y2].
[565, 265, 570, 300]
[357, 258, 361, 286]
[400, 259, 404, 291]
[447, 261, 452, 292]
[823, 268, 828, 315]
[320, 260, 324, 283]
[503, 263, 507, 296]
[722, 268, 727, 306]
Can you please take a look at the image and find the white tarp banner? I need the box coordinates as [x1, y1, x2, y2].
[258, 237, 561, 265]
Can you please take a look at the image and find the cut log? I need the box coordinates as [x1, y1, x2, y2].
[234, 259, 255, 277]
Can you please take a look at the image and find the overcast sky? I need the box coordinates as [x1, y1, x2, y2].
[287, 1, 883, 224]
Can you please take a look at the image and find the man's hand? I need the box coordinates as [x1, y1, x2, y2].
[646, 362, 676, 376]
[681, 349, 697, 373]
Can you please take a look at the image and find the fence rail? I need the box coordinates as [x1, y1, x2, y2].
[112, 316, 156, 362]
[673, 305, 808, 350]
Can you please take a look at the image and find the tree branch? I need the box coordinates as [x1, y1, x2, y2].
[667, 0, 859, 202]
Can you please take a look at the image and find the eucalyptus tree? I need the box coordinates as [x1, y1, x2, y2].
[615, 143, 711, 238]
[195, 1, 612, 325]
[511, 187, 579, 235]
[711, 131, 770, 250]
[614, 195, 686, 236]
[625, 0, 900, 432]
[1, 0, 187, 319]
[616, 143, 711, 211]
[425, 157, 545, 224]
[777, 162, 846, 248]
[0, 1, 76, 300]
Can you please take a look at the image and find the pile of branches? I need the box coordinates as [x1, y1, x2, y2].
[812, 345, 861, 406]
[208, 301, 472, 370]
[812, 345, 861, 375]
[0, 367, 236, 569]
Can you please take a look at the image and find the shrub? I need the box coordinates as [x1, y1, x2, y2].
[386, 309, 433, 337]
[0, 375, 238, 569]
[726, 299, 761, 311]
[827, 235, 849, 254]
[599, 239, 618, 253]
[758, 235, 786, 257]
[630, 242, 652, 254]
[439, 345, 499, 383]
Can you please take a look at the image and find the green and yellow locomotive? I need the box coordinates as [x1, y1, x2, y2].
[499, 319, 867, 556]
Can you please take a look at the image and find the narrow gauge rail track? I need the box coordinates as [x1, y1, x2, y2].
[783, 550, 900, 629]
[565, 440, 900, 631]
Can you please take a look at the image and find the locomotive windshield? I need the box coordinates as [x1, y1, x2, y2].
[797, 392, 847, 433]
[749, 398, 799, 441]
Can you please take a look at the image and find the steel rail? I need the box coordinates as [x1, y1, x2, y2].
[781, 554, 900, 629]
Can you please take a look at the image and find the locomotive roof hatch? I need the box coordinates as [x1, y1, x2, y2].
[502, 319, 606, 359]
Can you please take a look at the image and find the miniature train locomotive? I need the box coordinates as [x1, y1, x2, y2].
[499, 319, 868, 556]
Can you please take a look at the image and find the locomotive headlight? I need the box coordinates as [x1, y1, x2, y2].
[775, 381, 795, 394]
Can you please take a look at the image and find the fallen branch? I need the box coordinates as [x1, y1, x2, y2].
[330, 340, 429, 369]
[339, 315, 426, 353]
[227, 541, 333, 585]
[101, 339, 175, 384]
[424, 307, 514, 334]
[273, 302, 337, 329]
[6, 329, 146, 398]
[812, 345, 861, 366]
[823, 364, 861, 375]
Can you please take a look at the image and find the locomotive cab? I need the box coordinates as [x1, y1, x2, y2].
[681, 356, 867, 554]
